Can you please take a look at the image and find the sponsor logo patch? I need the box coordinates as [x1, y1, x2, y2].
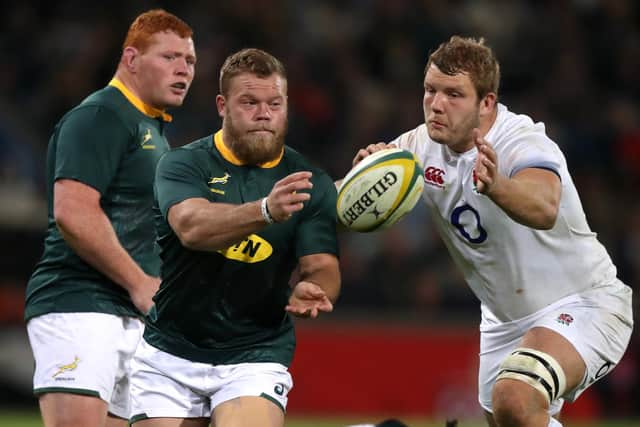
[424, 166, 445, 188]
[556, 313, 574, 326]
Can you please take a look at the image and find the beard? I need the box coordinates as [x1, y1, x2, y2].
[425, 106, 480, 151]
[223, 114, 287, 165]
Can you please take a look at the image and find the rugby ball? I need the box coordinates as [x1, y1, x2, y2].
[337, 148, 424, 232]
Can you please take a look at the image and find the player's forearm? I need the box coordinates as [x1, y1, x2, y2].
[299, 255, 341, 303]
[486, 175, 560, 230]
[171, 199, 268, 251]
[56, 210, 151, 292]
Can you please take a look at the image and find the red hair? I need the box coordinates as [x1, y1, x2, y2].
[122, 9, 192, 52]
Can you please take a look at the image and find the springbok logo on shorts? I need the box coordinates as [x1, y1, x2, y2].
[556, 313, 574, 326]
[52, 356, 80, 378]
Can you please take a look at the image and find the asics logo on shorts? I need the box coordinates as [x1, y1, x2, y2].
[52, 356, 80, 378]
[274, 383, 285, 396]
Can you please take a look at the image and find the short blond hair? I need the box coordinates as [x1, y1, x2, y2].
[427, 36, 500, 100]
[219, 48, 286, 97]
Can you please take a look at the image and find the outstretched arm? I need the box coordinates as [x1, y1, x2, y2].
[473, 129, 561, 230]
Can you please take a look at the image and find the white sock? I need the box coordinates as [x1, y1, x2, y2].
[548, 417, 563, 427]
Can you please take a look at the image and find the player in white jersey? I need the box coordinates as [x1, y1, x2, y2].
[351, 36, 633, 427]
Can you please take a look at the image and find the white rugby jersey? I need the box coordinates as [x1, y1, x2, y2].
[391, 104, 617, 321]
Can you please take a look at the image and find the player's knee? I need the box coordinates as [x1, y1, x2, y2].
[491, 347, 568, 426]
[496, 347, 566, 405]
[492, 380, 535, 427]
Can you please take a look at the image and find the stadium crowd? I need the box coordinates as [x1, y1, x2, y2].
[0, 0, 638, 417]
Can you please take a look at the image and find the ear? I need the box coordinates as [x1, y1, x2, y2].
[216, 94, 226, 117]
[121, 46, 139, 73]
[479, 92, 497, 118]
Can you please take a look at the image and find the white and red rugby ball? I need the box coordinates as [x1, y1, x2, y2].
[337, 148, 424, 232]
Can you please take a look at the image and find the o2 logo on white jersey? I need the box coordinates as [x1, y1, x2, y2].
[450, 204, 487, 244]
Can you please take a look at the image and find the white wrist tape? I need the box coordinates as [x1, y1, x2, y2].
[261, 197, 275, 224]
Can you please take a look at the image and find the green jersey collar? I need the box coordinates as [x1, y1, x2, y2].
[109, 78, 172, 122]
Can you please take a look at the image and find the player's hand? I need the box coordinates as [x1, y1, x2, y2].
[265, 171, 313, 222]
[472, 129, 501, 194]
[286, 281, 333, 318]
[129, 275, 160, 315]
[352, 142, 397, 167]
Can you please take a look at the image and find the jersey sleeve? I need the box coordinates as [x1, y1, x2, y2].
[389, 125, 422, 153]
[295, 171, 339, 258]
[496, 126, 563, 179]
[54, 106, 131, 194]
[155, 148, 211, 219]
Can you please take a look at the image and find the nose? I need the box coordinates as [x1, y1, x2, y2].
[174, 57, 191, 77]
[254, 102, 271, 121]
[429, 92, 445, 113]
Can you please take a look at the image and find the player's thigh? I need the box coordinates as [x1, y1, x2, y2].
[210, 362, 292, 414]
[520, 326, 585, 390]
[478, 318, 566, 415]
[28, 313, 142, 420]
[529, 282, 632, 400]
[210, 362, 292, 427]
[39, 392, 108, 427]
[212, 396, 284, 427]
[135, 417, 209, 427]
[106, 413, 129, 427]
[130, 339, 212, 422]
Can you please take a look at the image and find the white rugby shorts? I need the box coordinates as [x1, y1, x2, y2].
[130, 338, 293, 422]
[26, 312, 144, 418]
[478, 279, 633, 415]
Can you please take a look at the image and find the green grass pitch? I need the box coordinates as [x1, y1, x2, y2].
[1, 411, 638, 427]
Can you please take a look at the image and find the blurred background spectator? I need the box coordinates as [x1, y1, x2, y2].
[0, 0, 638, 418]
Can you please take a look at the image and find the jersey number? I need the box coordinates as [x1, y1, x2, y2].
[450, 204, 487, 244]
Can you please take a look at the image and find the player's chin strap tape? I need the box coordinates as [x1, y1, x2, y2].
[496, 347, 567, 405]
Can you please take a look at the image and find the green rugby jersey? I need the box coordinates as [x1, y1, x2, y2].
[25, 79, 171, 320]
[144, 130, 339, 366]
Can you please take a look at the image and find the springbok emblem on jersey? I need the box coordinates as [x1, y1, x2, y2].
[140, 129, 155, 149]
[52, 356, 80, 378]
[208, 173, 230, 195]
[209, 173, 230, 185]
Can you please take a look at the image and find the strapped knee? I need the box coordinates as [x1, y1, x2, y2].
[496, 347, 567, 405]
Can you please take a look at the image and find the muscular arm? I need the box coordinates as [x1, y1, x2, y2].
[168, 197, 265, 251]
[474, 130, 561, 230]
[298, 253, 341, 304]
[484, 168, 561, 229]
[54, 179, 159, 312]
[167, 171, 314, 252]
[286, 252, 341, 318]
